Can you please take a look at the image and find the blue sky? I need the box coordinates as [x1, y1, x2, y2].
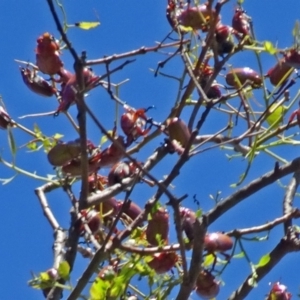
[1, 0, 300, 299]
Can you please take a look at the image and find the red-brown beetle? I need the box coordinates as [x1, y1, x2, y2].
[88, 174, 108, 192]
[167, 1, 220, 33]
[225, 67, 262, 88]
[0, 106, 12, 129]
[20, 67, 56, 97]
[89, 136, 126, 170]
[266, 49, 300, 95]
[180, 206, 197, 242]
[266, 282, 292, 300]
[198, 64, 222, 99]
[195, 270, 220, 299]
[107, 161, 139, 186]
[167, 117, 191, 149]
[55, 68, 100, 114]
[48, 139, 96, 167]
[204, 232, 233, 253]
[146, 207, 169, 246]
[79, 209, 102, 234]
[120, 105, 152, 146]
[288, 102, 300, 128]
[232, 7, 252, 39]
[118, 200, 143, 222]
[55, 68, 73, 84]
[35, 32, 63, 75]
[215, 24, 235, 56]
[95, 197, 119, 216]
[62, 158, 99, 177]
[147, 252, 178, 274]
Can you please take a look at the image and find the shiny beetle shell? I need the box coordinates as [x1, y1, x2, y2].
[89, 136, 126, 169]
[204, 232, 233, 253]
[35, 32, 63, 75]
[180, 207, 197, 242]
[79, 209, 101, 234]
[178, 4, 219, 32]
[167, 117, 191, 148]
[232, 7, 251, 37]
[108, 161, 136, 186]
[146, 207, 169, 246]
[118, 200, 144, 222]
[215, 24, 235, 55]
[0, 106, 12, 129]
[267, 282, 292, 300]
[20, 67, 56, 97]
[226, 67, 262, 88]
[56, 68, 99, 113]
[195, 270, 220, 299]
[147, 252, 178, 274]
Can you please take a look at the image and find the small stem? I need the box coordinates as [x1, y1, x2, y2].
[0, 157, 59, 183]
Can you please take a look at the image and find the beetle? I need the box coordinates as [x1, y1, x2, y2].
[35, 32, 63, 75]
[89, 136, 126, 170]
[195, 270, 220, 299]
[179, 206, 197, 242]
[79, 209, 102, 234]
[55, 68, 100, 114]
[88, 174, 108, 192]
[215, 24, 236, 56]
[225, 67, 262, 88]
[20, 67, 56, 97]
[166, 1, 220, 33]
[198, 64, 222, 99]
[117, 200, 144, 222]
[266, 48, 300, 96]
[147, 252, 178, 274]
[204, 232, 233, 253]
[287, 101, 300, 128]
[121, 105, 152, 146]
[167, 117, 191, 152]
[56, 68, 73, 84]
[107, 161, 139, 186]
[232, 7, 252, 40]
[0, 106, 12, 129]
[62, 157, 100, 177]
[146, 207, 169, 246]
[266, 282, 292, 300]
[48, 139, 96, 167]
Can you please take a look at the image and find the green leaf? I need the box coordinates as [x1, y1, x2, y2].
[53, 133, 64, 140]
[195, 209, 202, 218]
[202, 253, 215, 267]
[75, 21, 100, 30]
[27, 141, 38, 151]
[90, 277, 110, 300]
[40, 272, 51, 282]
[58, 261, 70, 280]
[34, 123, 42, 138]
[100, 130, 114, 146]
[233, 251, 245, 259]
[266, 104, 286, 127]
[255, 253, 270, 268]
[263, 41, 277, 55]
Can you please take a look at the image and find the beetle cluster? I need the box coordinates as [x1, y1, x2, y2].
[8, 2, 299, 299]
[18, 32, 100, 115]
[165, 0, 300, 112]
